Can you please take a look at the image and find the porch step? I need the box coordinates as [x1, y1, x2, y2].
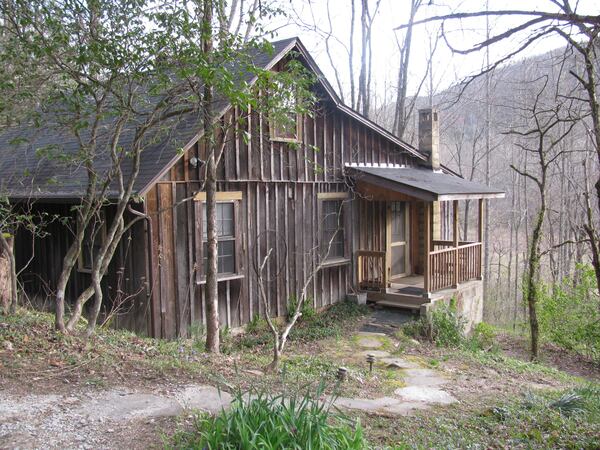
[366, 291, 427, 311]
[374, 300, 421, 311]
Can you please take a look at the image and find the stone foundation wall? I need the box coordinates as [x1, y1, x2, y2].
[420, 280, 484, 333]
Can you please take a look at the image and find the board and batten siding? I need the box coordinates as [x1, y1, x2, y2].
[144, 96, 418, 339]
[15, 203, 150, 334]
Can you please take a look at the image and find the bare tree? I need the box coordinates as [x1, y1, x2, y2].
[508, 76, 579, 359]
[392, 0, 422, 138]
[395, 0, 600, 294]
[254, 198, 350, 371]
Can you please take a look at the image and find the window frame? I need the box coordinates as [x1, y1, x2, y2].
[317, 192, 351, 267]
[77, 210, 107, 274]
[268, 80, 303, 143]
[194, 191, 244, 284]
[269, 111, 303, 143]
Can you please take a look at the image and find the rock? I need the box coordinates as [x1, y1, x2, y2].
[359, 350, 391, 358]
[80, 391, 183, 420]
[356, 336, 384, 349]
[3, 340, 14, 351]
[394, 386, 457, 405]
[401, 368, 448, 387]
[174, 385, 232, 414]
[380, 357, 421, 369]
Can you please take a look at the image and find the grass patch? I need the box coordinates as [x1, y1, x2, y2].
[459, 348, 582, 383]
[363, 385, 600, 448]
[235, 300, 369, 350]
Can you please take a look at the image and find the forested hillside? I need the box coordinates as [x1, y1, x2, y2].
[377, 45, 600, 360]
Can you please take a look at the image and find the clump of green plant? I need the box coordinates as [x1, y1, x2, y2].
[280, 355, 338, 384]
[289, 300, 369, 342]
[189, 322, 205, 351]
[401, 302, 465, 348]
[219, 326, 236, 355]
[287, 295, 316, 322]
[235, 315, 272, 349]
[428, 303, 465, 347]
[538, 264, 600, 362]
[234, 299, 369, 350]
[464, 322, 498, 352]
[167, 384, 369, 449]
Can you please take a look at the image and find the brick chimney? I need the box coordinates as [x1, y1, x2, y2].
[418, 108, 440, 170]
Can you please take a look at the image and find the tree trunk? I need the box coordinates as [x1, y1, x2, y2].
[265, 333, 282, 373]
[525, 199, 545, 360]
[202, 0, 220, 354]
[54, 242, 82, 332]
[85, 271, 103, 337]
[393, 0, 419, 138]
[0, 235, 17, 314]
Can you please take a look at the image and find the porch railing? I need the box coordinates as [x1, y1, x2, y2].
[428, 242, 482, 292]
[357, 250, 386, 292]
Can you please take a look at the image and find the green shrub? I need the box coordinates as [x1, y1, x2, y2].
[466, 322, 497, 351]
[400, 302, 466, 348]
[400, 318, 426, 340]
[429, 303, 465, 347]
[538, 264, 600, 362]
[167, 385, 369, 449]
[286, 295, 316, 322]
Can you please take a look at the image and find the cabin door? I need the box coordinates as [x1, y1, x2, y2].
[387, 201, 410, 281]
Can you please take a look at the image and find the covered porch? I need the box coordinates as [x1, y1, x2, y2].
[347, 164, 504, 310]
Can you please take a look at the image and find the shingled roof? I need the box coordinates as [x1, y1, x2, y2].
[0, 37, 426, 201]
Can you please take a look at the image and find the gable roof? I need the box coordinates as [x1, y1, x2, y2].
[0, 37, 430, 201]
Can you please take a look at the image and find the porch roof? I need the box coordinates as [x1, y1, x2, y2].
[346, 164, 505, 201]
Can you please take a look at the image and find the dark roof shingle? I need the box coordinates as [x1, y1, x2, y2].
[0, 38, 297, 200]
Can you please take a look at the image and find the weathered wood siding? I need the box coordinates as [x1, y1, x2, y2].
[145, 94, 420, 338]
[15, 204, 150, 334]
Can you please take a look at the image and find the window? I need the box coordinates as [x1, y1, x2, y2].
[202, 203, 236, 274]
[318, 193, 349, 262]
[78, 211, 106, 273]
[194, 191, 243, 282]
[269, 81, 302, 142]
[322, 200, 344, 258]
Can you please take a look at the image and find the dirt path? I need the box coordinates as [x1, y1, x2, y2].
[0, 384, 231, 449]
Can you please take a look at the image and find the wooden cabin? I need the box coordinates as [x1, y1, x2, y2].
[3, 37, 504, 338]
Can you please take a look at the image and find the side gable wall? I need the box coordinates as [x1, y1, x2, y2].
[143, 73, 423, 338]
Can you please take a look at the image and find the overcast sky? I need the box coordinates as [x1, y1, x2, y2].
[271, 0, 599, 105]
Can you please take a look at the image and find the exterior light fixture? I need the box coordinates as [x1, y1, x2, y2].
[366, 354, 375, 373]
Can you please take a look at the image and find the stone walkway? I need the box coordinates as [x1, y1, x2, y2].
[1, 331, 457, 447]
[333, 331, 457, 416]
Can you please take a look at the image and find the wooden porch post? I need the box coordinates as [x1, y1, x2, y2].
[453, 200, 459, 288]
[478, 198, 484, 243]
[424, 202, 431, 296]
[478, 198, 484, 280]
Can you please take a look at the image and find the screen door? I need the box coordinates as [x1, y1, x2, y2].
[388, 201, 409, 279]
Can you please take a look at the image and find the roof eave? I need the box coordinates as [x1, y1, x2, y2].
[346, 166, 506, 201]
